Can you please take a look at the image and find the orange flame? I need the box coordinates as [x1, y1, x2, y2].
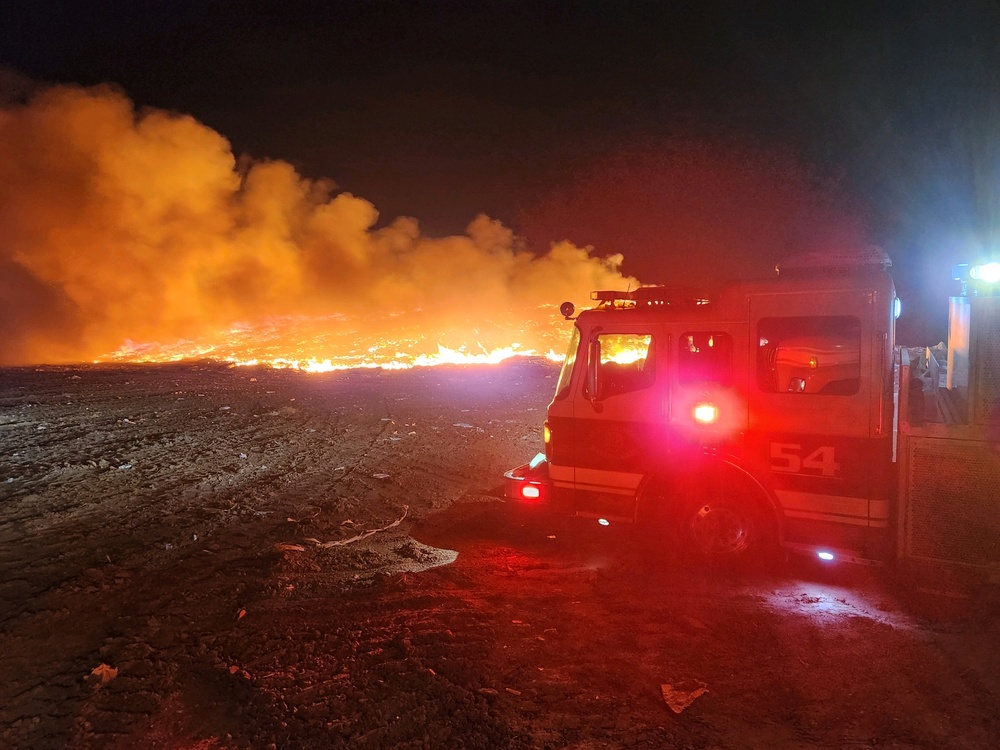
[0, 84, 637, 368]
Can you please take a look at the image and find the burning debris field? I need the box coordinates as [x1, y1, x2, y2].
[2, 360, 999, 749]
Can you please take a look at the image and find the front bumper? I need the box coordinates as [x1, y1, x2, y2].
[504, 455, 552, 505]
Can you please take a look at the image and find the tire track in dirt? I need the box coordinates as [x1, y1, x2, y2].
[0, 361, 551, 749]
[23, 362, 992, 749]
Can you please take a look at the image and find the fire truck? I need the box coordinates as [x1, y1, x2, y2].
[505, 248, 1000, 568]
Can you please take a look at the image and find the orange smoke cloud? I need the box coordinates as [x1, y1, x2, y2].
[0, 83, 634, 366]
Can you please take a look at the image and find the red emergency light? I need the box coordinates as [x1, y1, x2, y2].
[693, 401, 719, 425]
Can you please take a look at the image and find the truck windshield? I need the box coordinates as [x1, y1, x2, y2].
[553, 327, 581, 400]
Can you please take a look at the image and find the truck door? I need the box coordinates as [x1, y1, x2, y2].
[748, 289, 891, 534]
[669, 326, 748, 437]
[568, 325, 665, 518]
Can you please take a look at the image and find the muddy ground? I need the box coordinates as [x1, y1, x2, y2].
[1, 360, 998, 750]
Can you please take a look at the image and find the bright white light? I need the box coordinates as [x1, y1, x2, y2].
[817, 551, 835, 561]
[894, 298, 902, 319]
[529, 452, 546, 469]
[521, 485, 540, 499]
[970, 262, 1000, 283]
[598, 518, 610, 526]
[693, 402, 719, 425]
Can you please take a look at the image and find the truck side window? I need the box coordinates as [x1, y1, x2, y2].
[678, 332, 733, 386]
[592, 333, 654, 399]
[757, 316, 861, 395]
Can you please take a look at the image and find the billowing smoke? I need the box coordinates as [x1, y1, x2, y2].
[0, 84, 634, 366]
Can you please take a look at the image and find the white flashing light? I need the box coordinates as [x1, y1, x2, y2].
[970, 262, 1000, 283]
[817, 551, 835, 561]
[598, 518, 610, 526]
[521, 485, 541, 499]
[894, 297, 902, 319]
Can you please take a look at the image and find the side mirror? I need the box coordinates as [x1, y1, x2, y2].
[560, 301, 575, 319]
[788, 377, 806, 393]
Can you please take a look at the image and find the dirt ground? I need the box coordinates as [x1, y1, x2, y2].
[2, 360, 999, 750]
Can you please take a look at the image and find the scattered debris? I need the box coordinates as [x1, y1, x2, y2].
[237, 608, 247, 620]
[477, 687, 499, 696]
[660, 680, 708, 714]
[88, 663, 118, 687]
[453, 422, 474, 428]
[304, 506, 408, 548]
[274, 543, 306, 552]
[372, 473, 391, 480]
[505, 687, 522, 696]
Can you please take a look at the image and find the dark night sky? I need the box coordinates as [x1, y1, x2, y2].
[3, 0, 1000, 340]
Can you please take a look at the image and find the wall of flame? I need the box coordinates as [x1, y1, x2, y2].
[0, 84, 636, 366]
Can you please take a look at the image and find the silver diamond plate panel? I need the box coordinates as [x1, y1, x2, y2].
[974, 299, 1000, 424]
[906, 437, 1000, 566]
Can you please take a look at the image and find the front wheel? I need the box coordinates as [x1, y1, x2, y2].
[683, 497, 756, 557]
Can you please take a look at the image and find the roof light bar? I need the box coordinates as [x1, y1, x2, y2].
[591, 290, 632, 302]
[590, 287, 713, 307]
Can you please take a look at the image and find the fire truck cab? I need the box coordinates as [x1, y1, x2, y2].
[507, 248, 900, 562]
[508, 250, 1000, 567]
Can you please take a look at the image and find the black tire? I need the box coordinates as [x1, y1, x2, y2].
[670, 464, 769, 561]
[637, 463, 776, 563]
[679, 491, 757, 558]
